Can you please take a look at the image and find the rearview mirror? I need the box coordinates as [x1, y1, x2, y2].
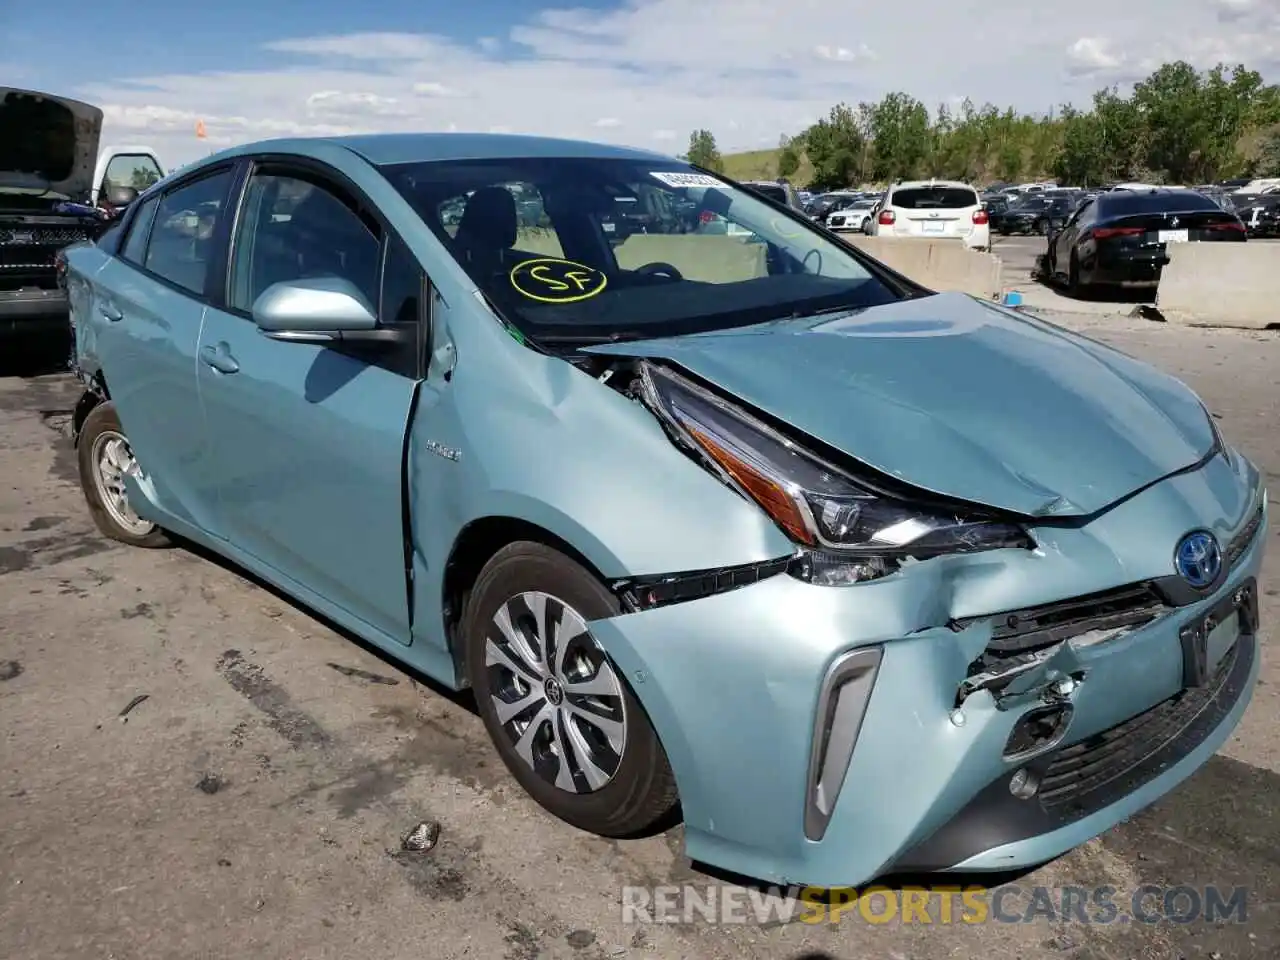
[252, 277, 404, 344]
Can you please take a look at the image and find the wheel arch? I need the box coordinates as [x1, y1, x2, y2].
[441, 515, 616, 686]
[72, 372, 111, 447]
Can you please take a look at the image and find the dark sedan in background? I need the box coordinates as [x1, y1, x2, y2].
[1044, 189, 1246, 297]
[992, 193, 1079, 235]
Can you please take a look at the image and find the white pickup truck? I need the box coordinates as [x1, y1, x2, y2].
[1, 87, 164, 338]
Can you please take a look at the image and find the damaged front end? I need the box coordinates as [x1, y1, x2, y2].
[595, 357, 1038, 593]
[565, 341, 1264, 887]
[953, 583, 1167, 711]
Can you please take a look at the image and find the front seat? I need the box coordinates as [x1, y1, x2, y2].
[453, 186, 518, 276]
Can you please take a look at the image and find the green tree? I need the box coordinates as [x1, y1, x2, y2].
[777, 134, 801, 178]
[130, 167, 161, 190]
[1255, 127, 1280, 176]
[686, 129, 723, 172]
[802, 104, 864, 189]
[869, 92, 931, 181]
[735, 57, 1280, 190]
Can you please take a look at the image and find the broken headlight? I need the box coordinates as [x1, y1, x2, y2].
[641, 363, 1033, 585]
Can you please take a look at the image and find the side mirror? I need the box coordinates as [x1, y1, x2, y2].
[106, 184, 138, 208]
[251, 277, 405, 345]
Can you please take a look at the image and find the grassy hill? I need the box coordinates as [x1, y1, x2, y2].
[721, 147, 814, 185]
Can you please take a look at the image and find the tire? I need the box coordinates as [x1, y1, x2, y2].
[1067, 251, 1084, 298]
[77, 402, 169, 548]
[1036, 219, 1049, 236]
[463, 541, 678, 838]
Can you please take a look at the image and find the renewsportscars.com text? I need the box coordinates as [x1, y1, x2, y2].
[620, 884, 1249, 926]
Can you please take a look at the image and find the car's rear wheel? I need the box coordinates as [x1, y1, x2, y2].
[463, 541, 678, 837]
[1067, 250, 1083, 297]
[78, 402, 169, 548]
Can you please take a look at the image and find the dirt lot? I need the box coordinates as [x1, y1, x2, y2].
[1, 319, 1277, 960]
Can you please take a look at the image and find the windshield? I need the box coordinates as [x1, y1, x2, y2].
[382, 157, 902, 342]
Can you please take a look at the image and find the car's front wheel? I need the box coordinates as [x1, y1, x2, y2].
[77, 402, 169, 548]
[464, 541, 678, 838]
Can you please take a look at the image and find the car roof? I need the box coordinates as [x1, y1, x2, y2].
[204, 132, 676, 167]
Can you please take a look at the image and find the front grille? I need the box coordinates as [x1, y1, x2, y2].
[1226, 502, 1264, 568]
[1038, 636, 1244, 810]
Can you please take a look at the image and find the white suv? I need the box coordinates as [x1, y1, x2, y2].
[868, 180, 989, 250]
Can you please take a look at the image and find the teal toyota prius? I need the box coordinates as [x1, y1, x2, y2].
[63, 133, 1266, 888]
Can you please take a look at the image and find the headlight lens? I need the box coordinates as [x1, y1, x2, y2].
[641, 363, 1033, 584]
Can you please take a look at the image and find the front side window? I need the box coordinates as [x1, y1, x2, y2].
[144, 170, 233, 295]
[228, 172, 380, 313]
[382, 158, 901, 343]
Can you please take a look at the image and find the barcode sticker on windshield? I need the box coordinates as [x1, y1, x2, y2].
[650, 171, 727, 189]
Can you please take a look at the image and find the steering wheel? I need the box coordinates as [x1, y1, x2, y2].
[634, 261, 684, 281]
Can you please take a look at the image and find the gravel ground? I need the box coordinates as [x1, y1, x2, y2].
[1, 317, 1277, 960]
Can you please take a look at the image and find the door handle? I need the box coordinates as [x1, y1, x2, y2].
[98, 301, 122, 322]
[200, 343, 240, 374]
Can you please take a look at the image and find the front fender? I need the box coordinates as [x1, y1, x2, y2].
[411, 335, 793, 581]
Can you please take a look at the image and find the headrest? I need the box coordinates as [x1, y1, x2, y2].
[455, 186, 517, 251]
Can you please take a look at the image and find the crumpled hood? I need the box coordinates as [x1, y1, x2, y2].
[0, 88, 103, 198]
[584, 292, 1216, 517]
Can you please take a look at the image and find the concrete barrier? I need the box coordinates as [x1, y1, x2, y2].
[1156, 242, 1280, 329]
[843, 236, 1003, 300]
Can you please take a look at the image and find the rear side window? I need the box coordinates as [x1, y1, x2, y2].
[120, 194, 160, 265]
[143, 170, 233, 295]
[891, 187, 979, 210]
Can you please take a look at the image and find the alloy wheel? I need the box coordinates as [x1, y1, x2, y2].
[90, 430, 154, 536]
[485, 591, 628, 794]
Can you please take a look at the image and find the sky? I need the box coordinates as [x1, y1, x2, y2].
[3, 0, 1279, 167]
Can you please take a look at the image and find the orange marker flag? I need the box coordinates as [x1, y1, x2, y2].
[195, 119, 207, 139]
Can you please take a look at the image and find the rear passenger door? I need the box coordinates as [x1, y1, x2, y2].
[92, 164, 238, 532]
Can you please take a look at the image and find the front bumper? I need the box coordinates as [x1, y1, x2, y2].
[589, 449, 1266, 888]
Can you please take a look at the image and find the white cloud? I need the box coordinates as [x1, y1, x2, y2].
[1065, 37, 1125, 78]
[412, 81, 467, 98]
[58, 0, 1280, 167]
[594, 117, 622, 127]
[814, 44, 873, 62]
[306, 90, 413, 116]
